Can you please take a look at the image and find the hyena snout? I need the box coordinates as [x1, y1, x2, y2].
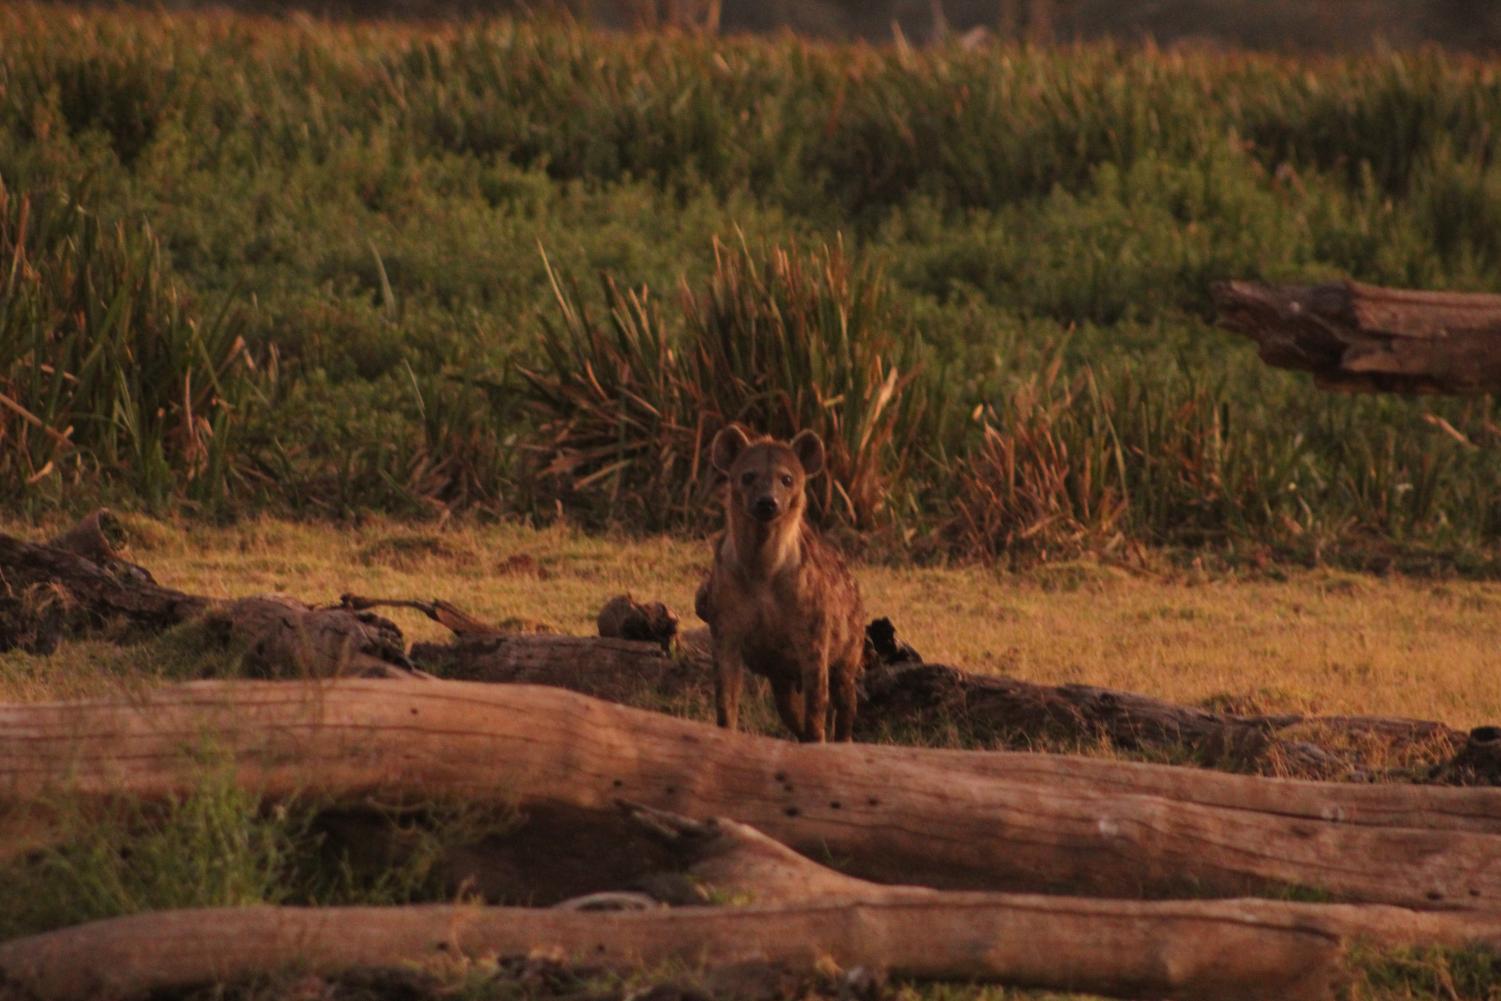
[751, 494, 781, 522]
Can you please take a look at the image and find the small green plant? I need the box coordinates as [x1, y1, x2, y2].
[0, 765, 311, 938]
[0, 763, 520, 939]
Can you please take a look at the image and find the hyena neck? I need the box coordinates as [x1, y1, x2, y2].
[725, 509, 805, 579]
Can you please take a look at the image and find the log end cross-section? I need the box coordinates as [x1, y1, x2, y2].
[1212, 279, 1501, 394]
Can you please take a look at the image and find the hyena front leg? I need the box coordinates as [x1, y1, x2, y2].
[713, 640, 746, 731]
[770, 676, 806, 739]
[799, 638, 831, 743]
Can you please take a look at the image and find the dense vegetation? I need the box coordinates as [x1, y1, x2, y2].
[3, 5, 1501, 565]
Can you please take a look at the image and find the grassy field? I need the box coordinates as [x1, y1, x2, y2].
[3, 4, 1501, 567]
[6, 513, 1500, 724]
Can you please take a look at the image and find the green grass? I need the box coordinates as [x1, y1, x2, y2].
[0, 753, 520, 940]
[1348, 945, 1501, 1000]
[1, 5, 1500, 565]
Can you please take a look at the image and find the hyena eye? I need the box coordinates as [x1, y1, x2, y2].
[740, 472, 756, 486]
[780, 474, 794, 487]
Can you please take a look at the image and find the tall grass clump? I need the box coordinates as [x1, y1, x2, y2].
[521, 237, 941, 533]
[0, 183, 262, 508]
[950, 359, 1501, 563]
[948, 362, 1128, 563]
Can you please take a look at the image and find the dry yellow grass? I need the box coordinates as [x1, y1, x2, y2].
[3, 513, 1500, 726]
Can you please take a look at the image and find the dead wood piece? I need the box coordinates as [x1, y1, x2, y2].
[20, 798, 1501, 1001]
[1213, 279, 1501, 394]
[597, 594, 679, 651]
[865, 616, 922, 664]
[621, 802, 889, 905]
[0, 898, 1350, 1001]
[10, 680, 1501, 908]
[1430, 727, 1501, 786]
[44, 509, 129, 568]
[15, 888, 1501, 1001]
[204, 596, 418, 679]
[859, 661, 1465, 780]
[0, 516, 207, 648]
[340, 593, 508, 640]
[413, 634, 706, 705]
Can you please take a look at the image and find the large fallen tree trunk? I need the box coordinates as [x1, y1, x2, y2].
[413, 628, 1487, 784]
[8, 680, 1501, 908]
[0, 899, 1346, 1001]
[1212, 279, 1501, 394]
[11, 804, 1501, 1001]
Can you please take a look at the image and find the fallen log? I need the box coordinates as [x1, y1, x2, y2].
[11, 805, 1501, 1001]
[412, 626, 1476, 784]
[202, 596, 418, 680]
[1212, 279, 1501, 394]
[0, 516, 207, 652]
[859, 660, 1466, 781]
[0, 898, 1345, 1001]
[412, 633, 705, 706]
[8, 680, 1501, 908]
[0, 513, 420, 678]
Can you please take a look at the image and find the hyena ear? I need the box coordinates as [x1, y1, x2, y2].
[791, 430, 825, 477]
[711, 423, 752, 474]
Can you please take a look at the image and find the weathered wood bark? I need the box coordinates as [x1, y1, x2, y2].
[0, 514, 420, 677]
[44, 509, 131, 567]
[340, 593, 516, 640]
[860, 660, 1467, 781]
[413, 633, 707, 704]
[0, 899, 1345, 1001]
[8, 680, 1501, 908]
[1213, 279, 1501, 394]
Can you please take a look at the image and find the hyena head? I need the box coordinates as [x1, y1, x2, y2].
[711, 424, 825, 527]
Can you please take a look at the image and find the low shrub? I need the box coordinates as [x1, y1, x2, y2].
[520, 237, 942, 533]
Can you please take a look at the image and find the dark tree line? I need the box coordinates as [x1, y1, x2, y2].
[42, 0, 1501, 51]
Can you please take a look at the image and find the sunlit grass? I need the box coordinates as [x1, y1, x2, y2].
[5, 513, 1499, 727]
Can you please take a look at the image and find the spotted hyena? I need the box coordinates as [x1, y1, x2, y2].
[694, 424, 865, 742]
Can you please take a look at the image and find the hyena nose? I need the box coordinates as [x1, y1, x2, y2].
[752, 496, 780, 521]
